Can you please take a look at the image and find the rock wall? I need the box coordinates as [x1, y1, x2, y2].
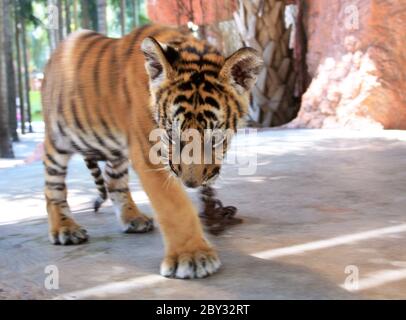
[288, 0, 406, 129]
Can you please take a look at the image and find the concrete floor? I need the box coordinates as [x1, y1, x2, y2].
[1, 125, 406, 299]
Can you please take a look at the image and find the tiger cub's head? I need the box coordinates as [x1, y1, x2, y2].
[141, 36, 263, 188]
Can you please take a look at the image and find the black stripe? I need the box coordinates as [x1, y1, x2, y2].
[57, 121, 67, 137]
[106, 169, 128, 180]
[196, 92, 204, 105]
[174, 94, 193, 105]
[183, 112, 193, 120]
[46, 181, 66, 189]
[202, 81, 222, 94]
[71, 100, 85, 131]
[75, 86, 111, 158]
[77, 133, 108, 158]
[83, 150, 107, 161]
[125, 24, 152, 58]
[95, 178, 104, 185]
[233, 113, 238, 132]
[134, 128, 156, 167]
[48, 199, 68, 205]
[177, 69, 219, 77]
[123, 77, 132, 108]
[101, 118, 122, 147]
[46, 186, 66, 192]
[46, 153, 67, 170]
[91, 171, 102, 178]
[108, 157, 127, 166]
[57, 90, 64, 114]
[202, 81, 214, 93]
[180, 46, 203, 56]
[77, 32, 105, 71]
[76, 37, 119, 159]
[90, 41, 121, 149]
[196, 113, 207, 128]
[93, 130, 109, 149]
[49, 137, 70, 155]
[85, 160, 98, 169]
[225, 99, 231, 129]
[109, 43, 119, 93]
[203, 110, 217, 120]
[111, 149, 123, 158]
[179, 59, 222, 69]
[228, 94, 243, 117]
[155, 79, 182, 102]
[177, 82, 193, 91]
[70, 141, 85, 153]
[46, 167, 66, 176]
[204, 97, 220, 109]
[108, 187, 129, 193]
[77, 33, 105, 71]
[190, 72, 204, 86]
[94, 40, 115, 95]
[173, 106, 186, 118]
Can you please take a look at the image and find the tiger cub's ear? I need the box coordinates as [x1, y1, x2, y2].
[220, 47, 264, 95]
[141, 37, 179, 89]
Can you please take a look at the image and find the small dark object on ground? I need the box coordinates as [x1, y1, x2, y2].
[199, 186, 243, 235]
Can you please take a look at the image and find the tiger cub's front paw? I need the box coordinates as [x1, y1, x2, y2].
[160, 249, 221, 279]
[49, 224, 88, 245]
[121, 214, 154, 233]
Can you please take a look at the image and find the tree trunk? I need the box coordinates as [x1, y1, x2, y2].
[120, 0, 126, 35]
[97, 0, 107, 34]
[15, 10, 25, 134]
[234, 0, 297, 127]
[81, 0, 90, 29]
[2, 0, 18, 142]
[0, 0, 14, 158]
[0, 76, 14, 158]
[21, 18, 33, 133]
[65, 0, 72, 33]
[132, 0, 139, 27]
[57, 0, 64, 40]
[73, 0, 79, 30]
[47, 0, 59, 51]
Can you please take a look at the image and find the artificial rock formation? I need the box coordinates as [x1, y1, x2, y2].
[288, 0, 406, 129]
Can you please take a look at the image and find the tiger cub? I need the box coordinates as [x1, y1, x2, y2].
[41, 24, 263, 278]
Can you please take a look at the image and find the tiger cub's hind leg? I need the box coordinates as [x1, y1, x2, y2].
[84, 158, 107, 212]
[44, 140, 88, 245]
[105, 158, 154, 233]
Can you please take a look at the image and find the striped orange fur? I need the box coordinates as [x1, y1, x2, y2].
[41, 24, 263, 278]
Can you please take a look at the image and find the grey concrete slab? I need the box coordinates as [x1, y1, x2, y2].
[1, 127, 406, 299]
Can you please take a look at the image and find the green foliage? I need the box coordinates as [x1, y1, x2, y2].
[80, 0, 98, 30]
[15, 0, 43, 26]
[12, 0, 150, 123]
[29, 91, 43, 121]
[108, 0, 150, 36]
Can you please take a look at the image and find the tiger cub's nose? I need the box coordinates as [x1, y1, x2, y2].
[184, 180, 199, 189]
